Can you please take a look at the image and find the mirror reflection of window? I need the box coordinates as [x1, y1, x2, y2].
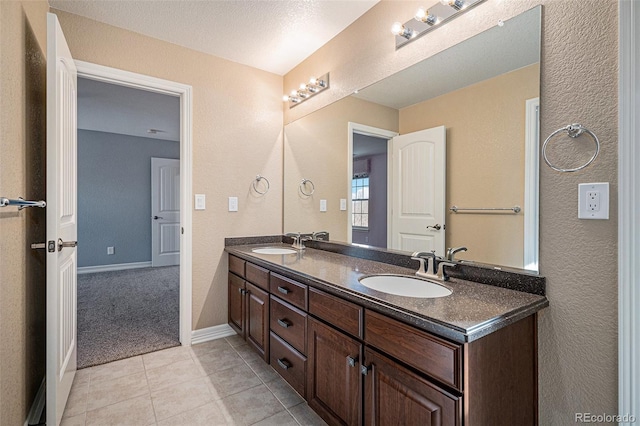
[352, 176, 369, 228]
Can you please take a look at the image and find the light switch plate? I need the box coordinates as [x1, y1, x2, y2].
[320, 199, 327, 212]
[195, 194, 206, 210]
[228, 197, 238, 212]
[340, 199, 347, 211]
[578, 182, 609, 219]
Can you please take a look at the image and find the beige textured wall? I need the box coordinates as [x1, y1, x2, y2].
[400, 64, 540, 268]
[284, 96, 398, 240]
[284, 0, 618, 422]
[52, 9, 284, 330]
[0, 1, 49, 423]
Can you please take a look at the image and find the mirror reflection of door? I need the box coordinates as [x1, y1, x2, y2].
[352, 134, 388, 248]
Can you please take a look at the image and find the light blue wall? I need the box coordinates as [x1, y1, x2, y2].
[78, 130, 179, 267]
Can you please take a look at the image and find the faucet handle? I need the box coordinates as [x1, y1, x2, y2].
[436, 261, 456, 281]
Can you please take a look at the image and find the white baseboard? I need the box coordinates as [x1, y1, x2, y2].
[77, 261, 152, 275]
[191, 324, 237, 345]
[25, 377, 45, 426]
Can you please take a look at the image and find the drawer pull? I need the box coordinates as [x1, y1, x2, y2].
[277, 318, 291, 328]
[277, 358, 291, 370]
[277, 286, 290, 295]
[347, 355, 358, 367]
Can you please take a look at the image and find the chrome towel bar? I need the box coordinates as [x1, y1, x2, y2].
[450, 205, 521, 213]
[0, 197, 46, 210]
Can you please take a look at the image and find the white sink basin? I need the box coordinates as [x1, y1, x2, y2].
[251, 247, 297, 255]
[359, 275, 452, 298]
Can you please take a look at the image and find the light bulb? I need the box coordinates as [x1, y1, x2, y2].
[282, 95, 289, 102]
[391, 22, 403, 36]
[290, 90, 297, 97]
[415, 7, 437, 25]
[309, 77, 317, 85]
[415, 7, 426, 21]
[299, 83, 307, 91]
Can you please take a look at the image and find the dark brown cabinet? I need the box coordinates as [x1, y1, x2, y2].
[363, 348, 460, 426]
[228, 255, 270, 362]
[227, 253, 539, 426]
[307, 317, 362, 426]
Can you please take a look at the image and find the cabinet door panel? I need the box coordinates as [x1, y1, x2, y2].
[364, 348, 460, 426]
[246, 282, 269, 361]
[228, 273, 245, 337]
[307, 318, 362, 426]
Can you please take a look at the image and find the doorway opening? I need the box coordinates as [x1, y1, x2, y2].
[75, 61, 193, 368]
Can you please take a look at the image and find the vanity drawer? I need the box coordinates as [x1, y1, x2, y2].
[270, 273, 308, 310]
[246, 262, 269, 291]
[309, 287, 363, 339]
[270, 296, 307, 354]
[270, 331, 307, 398]
[228, 255, 245, 278]
[365, 309, 462, 390]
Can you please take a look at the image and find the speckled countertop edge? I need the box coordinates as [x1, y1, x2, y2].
[225, 243, 549, 343]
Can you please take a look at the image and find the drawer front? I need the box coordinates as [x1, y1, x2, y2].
[270, 296, 307, 354]
[228, 254, 245, 278]
[365, 309, 462, 390]
[309, 287, 363, 339]
[270, 273, 308, 310]
[246, 262, 269, 291]
[270, 331, 307, 398]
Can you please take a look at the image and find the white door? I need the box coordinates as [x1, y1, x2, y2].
[151, 158, 180, 267]
[389, 126, 446, 256]
[46, 13, 78, 426]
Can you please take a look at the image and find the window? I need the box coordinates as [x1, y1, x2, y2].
[352, 176, 369, 228]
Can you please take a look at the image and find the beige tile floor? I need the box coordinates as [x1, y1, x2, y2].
[61, 335, 328, 426]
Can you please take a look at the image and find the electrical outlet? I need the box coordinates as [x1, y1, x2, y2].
[107, 246, 114, 255]
[579, 182, 609, 219]
[195, 194, 206, 210]
[320, 199, 327, 212]
[340, 199, 347, 211]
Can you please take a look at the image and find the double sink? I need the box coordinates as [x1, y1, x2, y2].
[251, 246, 451, 298]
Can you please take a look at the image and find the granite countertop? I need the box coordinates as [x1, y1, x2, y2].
[225, 243, 549, 343]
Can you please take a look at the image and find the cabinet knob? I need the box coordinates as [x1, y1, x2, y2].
[346, 355, 358, 367]
[238, 288, 247, 295]
[360, 365, 371, 375]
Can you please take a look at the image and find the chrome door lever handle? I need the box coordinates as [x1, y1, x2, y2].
[426, 224, 442, 231]
[152, 216, 164, 220]
[57, 238, 78, 251]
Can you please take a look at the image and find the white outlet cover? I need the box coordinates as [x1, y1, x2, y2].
[340, 199, 347, 211]
[195, 194, 206, 210]
[320, 199, 327, 212]
[578, 182, 609, 219]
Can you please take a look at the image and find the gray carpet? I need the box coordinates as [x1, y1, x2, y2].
[77, 266, 180, 369]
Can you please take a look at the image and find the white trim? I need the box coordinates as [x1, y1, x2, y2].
[75, 60, 193, 347]
[77, 261, 152, 275]
[524, 97, 540, 272]
[347, 122, 398, 245]
[619, 1, 639, 423]
[25, 377, 46, 426]
[191, 324, 237, 345]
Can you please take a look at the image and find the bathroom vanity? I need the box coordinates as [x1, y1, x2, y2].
[225, 238, 548, 426]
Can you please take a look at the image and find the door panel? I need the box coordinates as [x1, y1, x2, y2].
[46, 12, 78, 426]
[151, 157, 180, 266]
[390, 126, 446, 256]
[246, 282, 269, 361]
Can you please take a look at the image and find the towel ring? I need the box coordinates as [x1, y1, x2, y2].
[252, 175, 270, 195]
[542, 123, 600, 172]
[299, 179, 315, 196]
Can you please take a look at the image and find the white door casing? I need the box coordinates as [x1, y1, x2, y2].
[390, 126, 446, 256]
[46, 13, 78, 426]
[151, 157, 180, 267]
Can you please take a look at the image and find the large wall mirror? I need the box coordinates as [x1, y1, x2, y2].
[284, 6, 541, 272]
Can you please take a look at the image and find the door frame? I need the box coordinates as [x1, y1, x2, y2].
[618, 0, 639, 419]
[75, 60, 193, 346]
[347, 122, 398, 245]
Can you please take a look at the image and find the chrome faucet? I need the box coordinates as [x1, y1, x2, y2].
[446, 246, 468, 262]
[285, 232, 307, 250]
[312, 231, 329, 241]
[411, 251, 456, 281]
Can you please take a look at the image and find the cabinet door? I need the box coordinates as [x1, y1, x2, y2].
[246, 282, 269, 362]
[228, 273, 245, 337]
[364, 348, 460, 426]
[307, 317, 362, 426]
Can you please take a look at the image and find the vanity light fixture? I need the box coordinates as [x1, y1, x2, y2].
[283, 73, 330, 108]
[393, 0, 487, 49]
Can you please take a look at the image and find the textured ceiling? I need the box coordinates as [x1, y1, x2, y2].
[50, 0, 379, 75]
